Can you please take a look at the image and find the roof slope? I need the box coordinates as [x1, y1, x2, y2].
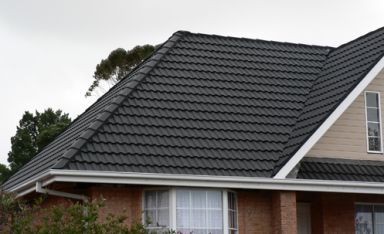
[53, 33, 330, 177]
[298, 157, 384, 182]
[3, 31, 331, 190]
[275, 27, 384, 173]
[2, 31, 185, 190]
[4, 27, 384, 191]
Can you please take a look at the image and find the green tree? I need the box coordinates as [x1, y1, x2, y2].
[0, 164, 11, 185]
[86, 45, 156, 97]
[5, 108, 71, 180]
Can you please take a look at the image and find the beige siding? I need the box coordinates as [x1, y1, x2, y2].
[306, 69, 384, 161]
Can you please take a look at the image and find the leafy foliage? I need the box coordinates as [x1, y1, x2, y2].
[86, 45, 156, 97]
[0, 164, 11, 185]
[1, 109, 71, 183]
[0, 192, 173, 234]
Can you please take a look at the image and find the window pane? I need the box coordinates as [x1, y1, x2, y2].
[367, 108, 380, 122]
[158, 209, 169, 228]
[145, 191, 156, 209]
[355, 205, 373, 234]
[367, 93, 379, 107]
[177, 190, 190, 209]
[207, 191, 222, 209]
[176, 190, 225, 233]
[158, 191, 169, 208]
[192, 210, 206, 228]
[375, 205, 384, 234]
[368, 123, 381, 137]
[369, 137, 381, 151]
[144, 210, 156, 227]
[208, 210, 223, 228]
[144, 191, 169, 230]
[192, 190, 206, 208]
[177, 209, 189, 228]
[228, 192, 238, 232]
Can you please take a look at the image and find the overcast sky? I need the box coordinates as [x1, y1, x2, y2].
[0, 0, 384, 165]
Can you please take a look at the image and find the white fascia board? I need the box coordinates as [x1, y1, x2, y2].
[274, 56, 384, 179]
[8, 171, 52, 198]
[11, 169, 384, 196]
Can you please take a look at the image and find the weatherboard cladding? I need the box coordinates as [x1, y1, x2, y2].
[3, 28, 384, 190]
[297, 157, 384, 182]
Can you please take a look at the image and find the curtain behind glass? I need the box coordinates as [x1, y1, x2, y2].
[176, 189, 223, 234]
[355, 204, 373, 234]
[144, 190, 169, 229]
[374, 205, 384, 234]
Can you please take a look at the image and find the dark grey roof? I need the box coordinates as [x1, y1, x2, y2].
[3, 27, 384, 191]
[275, 27, 384, 172]
[297, 157, 384, 182]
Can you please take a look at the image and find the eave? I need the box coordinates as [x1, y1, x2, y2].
[8, 169, 384, 197]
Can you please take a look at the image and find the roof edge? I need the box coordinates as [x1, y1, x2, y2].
[274, 53, 384, 179]
[51, 31, 186, 169]
[11, 169, 384, 197]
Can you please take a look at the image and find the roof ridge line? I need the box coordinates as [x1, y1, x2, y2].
[52, 31, 187, 169]
[332, 26, 384, 53]
[181, 30, 334, 50]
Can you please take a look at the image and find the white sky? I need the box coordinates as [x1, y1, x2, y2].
[0, 0, 384, 165]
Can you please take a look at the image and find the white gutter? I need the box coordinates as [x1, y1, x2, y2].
[35, 181, 88, 202]
[8, 170, 384, 196]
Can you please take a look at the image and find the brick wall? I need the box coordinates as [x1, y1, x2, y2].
[272, 191, 297, 234]
[88, 185, 143, 227]
[237, 190, 273, 233]
[321, 193, 355, 234]
[237, 190, 297, 234]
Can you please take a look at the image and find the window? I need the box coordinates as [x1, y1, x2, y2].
[365, 92, 383, 153]
[355, 204, 384, 233]
[143, 190, 170, 231]
[228, 192, 238, 234]
[143, 189, 238, 234]
[176, 190, 223, 234]
[297, 203, 311, 234]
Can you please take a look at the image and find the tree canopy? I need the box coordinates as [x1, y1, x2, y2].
[86, 45, 156, 97]
[0, 108, 71, 184]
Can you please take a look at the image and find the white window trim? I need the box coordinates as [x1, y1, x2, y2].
[226, 190, 238, 234]
[142, 188, 172, 231]
[142, 188, 237, 234]
[365, 91, 384, 153]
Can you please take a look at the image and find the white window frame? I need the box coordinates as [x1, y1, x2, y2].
[227, 191, 238, 234]
[142, 188, 237, 234]
[365, 91, 384, 153]
[142, 188, 172, 231]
